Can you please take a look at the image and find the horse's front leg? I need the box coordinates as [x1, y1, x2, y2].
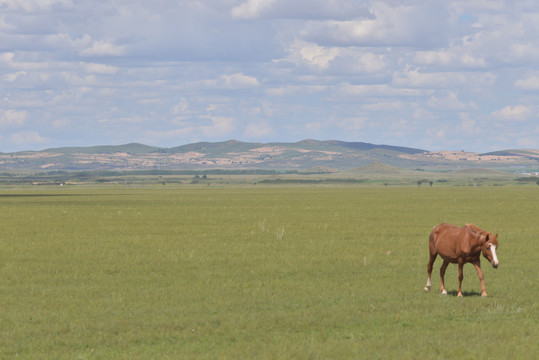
[472, 261, 487, 297]
[439, 259, 449, 295]
[457, 260, 464, 297]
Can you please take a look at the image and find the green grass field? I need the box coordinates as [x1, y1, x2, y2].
[0, 186, 537, 359]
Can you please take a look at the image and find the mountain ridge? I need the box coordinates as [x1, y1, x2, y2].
[1, 139, 537, 172]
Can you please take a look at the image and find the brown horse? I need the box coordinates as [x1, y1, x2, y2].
[424, 223, 499, 297]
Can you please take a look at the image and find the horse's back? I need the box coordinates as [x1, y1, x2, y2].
[430, 223, 464, 259]
[430, 223, 459, 240]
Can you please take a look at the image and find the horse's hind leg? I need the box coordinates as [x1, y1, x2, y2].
[457, 260, 464, 297]
[425, 232, 438, 293]
[424, 252, 437, 292]
[439, 259, 449, 295]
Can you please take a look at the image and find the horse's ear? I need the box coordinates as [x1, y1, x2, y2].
[478, 233, 488, 244]
[485, 234, 490, 242]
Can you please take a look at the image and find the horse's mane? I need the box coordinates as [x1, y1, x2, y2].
[466, 223, 490, 237]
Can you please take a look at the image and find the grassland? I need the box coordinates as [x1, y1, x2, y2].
[0, 185, 537, 359]
[1, 163, 536, 187]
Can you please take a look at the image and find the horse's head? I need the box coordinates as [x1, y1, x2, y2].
[482, 233, 499, 268]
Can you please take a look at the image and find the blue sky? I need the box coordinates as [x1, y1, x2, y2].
[1, 0, 538, 153]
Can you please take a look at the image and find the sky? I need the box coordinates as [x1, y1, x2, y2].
[1, 0, 539, 153]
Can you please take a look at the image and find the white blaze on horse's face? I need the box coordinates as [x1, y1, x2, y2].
[490, 244, 499, 268]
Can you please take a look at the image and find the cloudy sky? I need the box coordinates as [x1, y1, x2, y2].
[1, 0, 539, 152]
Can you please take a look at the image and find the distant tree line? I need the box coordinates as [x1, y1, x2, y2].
[258, 178, 366, 184]
[417, 179, 434, 186]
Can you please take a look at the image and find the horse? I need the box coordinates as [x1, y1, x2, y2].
[424, 223, 499, 297]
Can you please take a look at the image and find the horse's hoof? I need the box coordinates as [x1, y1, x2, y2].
[441, 290, 447, 295]
[424, 286, 430, 293]
[481, 293, 488, 297]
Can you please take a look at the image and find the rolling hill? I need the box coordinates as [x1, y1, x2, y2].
[0, 140, 538, 172]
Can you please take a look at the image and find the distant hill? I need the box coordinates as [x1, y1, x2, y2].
[0, 140, 537, 172]
[320, 140, 425, 154]
[42, 143, 159, 155]
[481, 149, 539, 160]
[451, 168, 511, 176]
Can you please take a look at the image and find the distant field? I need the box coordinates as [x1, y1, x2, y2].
[0, 164, 536, 187]
[0, 186, 537, 359]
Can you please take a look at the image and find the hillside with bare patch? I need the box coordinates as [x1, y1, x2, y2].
[1, 140, 537, 172]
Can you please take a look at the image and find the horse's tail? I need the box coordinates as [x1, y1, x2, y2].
[429, 225, 439, 242]
[429, 225, 439, 255]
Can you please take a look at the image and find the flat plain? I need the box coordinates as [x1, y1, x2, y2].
[0, 185, 537, 359]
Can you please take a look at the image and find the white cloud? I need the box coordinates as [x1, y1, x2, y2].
[362, 101, 404, 112]
[457, 113, 480, 134]
[82, 62, 119, 75]
[514, 76, 539, 90]
[220, 73, 259, 89]
[287, 41, 341, 71]
[0, 52, 15, 63]
[192, 73, 259, 90]
[201, 116, 236, 137]
[79, 40, 126, 57]
[145, 127, 194, 140]
[171, 98, 189, 115]
[413, 108, 439, 120]
[393, 69, 496, 88]
[337, 117, 368, 132]
[336, 83, 424, 98]
[427, 92, 478, 112]
[490, 105, 533, 121]
[231, 0, 373, 20]
[0, 109, 27, 128]
[266, 84, 327, 96]
[231, 0, 276, 19]
[10, 131, 46, 146]
[330, 51, 387, 74]
[2, 71, 27, 82]
[414, 50, 457, 67]
[282, 40, 387, 74]
[428, 127, 447, 142]
[0, 17, 13, 31]
[301, 1, 448, 47]
[52, 118, 68, 128]
[413, 49, 486, 69]
[0, 0, 73, 12]
[245, 121, 274, 138]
